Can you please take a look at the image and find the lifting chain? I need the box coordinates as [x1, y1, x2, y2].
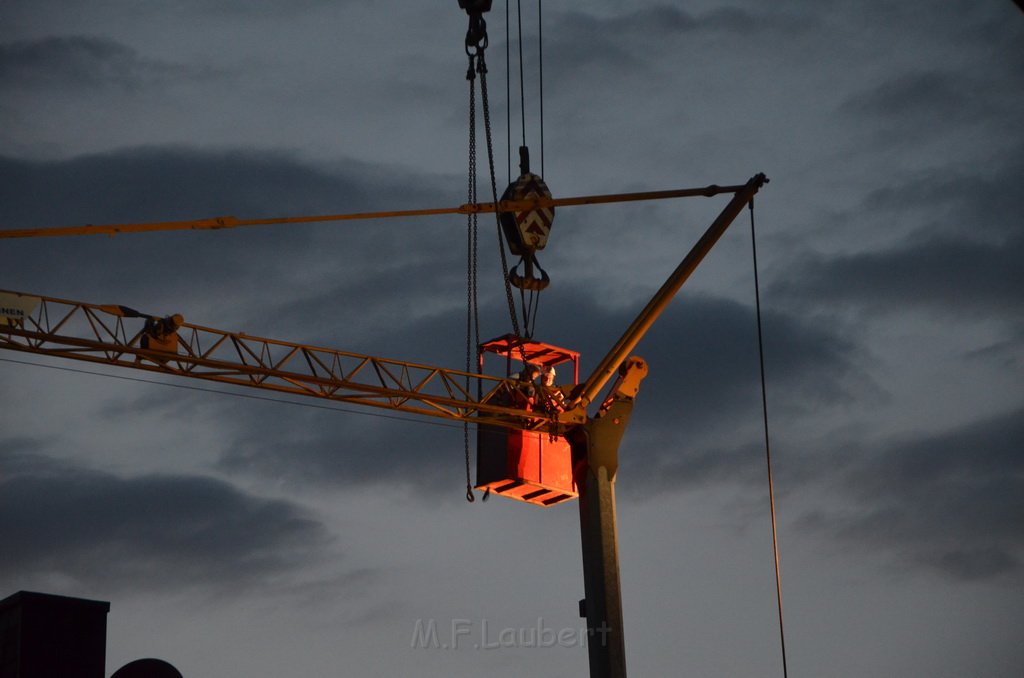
[464, 56, 480, 503]
[461, 0, 531, 502]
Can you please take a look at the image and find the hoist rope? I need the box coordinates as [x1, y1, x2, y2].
[517, 276, 541, 339]
[504, 0, 545, 338]
[749, 199, 789, 678]
[538, 0, 545, 177]
[516, 0, 527, 150]
[505, 0, 512, 184]
[477, 52, 527, 351]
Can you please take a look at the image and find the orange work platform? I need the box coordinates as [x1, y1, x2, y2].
[476, 427, 578, 506]
[474, 335, 580, 507]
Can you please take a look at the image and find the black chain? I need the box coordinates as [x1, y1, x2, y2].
[464, 62, 479, 503]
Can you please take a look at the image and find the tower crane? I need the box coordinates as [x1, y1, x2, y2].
[1, 173, 767, 677]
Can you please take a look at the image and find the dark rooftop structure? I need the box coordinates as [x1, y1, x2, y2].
[0, 591, 110, 678]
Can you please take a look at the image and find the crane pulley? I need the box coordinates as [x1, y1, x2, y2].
[458, 0, 492, 55]
[501, 145, 553, 292]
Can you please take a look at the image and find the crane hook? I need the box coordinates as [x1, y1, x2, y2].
[499, 146, 554, 292]
[459, 0, 492, 55]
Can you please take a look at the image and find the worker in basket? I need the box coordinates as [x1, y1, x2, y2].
[538, 365, 566, 413]
[512, 364, 541, 410]
[139, 314, 183, 355]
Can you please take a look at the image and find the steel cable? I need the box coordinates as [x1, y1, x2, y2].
[750, 199, 789, 678]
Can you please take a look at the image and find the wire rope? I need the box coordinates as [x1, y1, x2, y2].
[0, 356, 465, 431]
[749, 199, 789, 678]
[538, 0, 544, 177]
[505, 0, 512, 184]
[516, 0, 527, 149]
[477, 52, 527, 352]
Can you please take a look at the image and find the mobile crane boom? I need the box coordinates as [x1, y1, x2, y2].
[0, 289, 556, 431]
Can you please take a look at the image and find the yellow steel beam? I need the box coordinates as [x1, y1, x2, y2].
[0, 184, 747, 239]
[572, 173, 768, 410]
[0, 289, 566, 432]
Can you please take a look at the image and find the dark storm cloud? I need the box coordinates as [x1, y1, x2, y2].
[840, 71, 978, 122]
[541, 289, 859, 427]
[216, 398, 465, 495]
[554, 4, 792, 41]
[0, 36, 195, 91]
[864, 148, 1024, 246]
[0, 447, 335, 592]
[798, 407, 1024, 582]
[212, 302, 498, 494]
[167, 0, 337, 17]
[0, 146, 458, 316]
[837, 65, 1022, 149]
[213, 287, 858, 495]
[773, 150, 1024, 320]
[0, 146, 406, 227]
[601, 292, 859, 489]
[542, 5, 796, 76]
[775, 230, 1024, 318]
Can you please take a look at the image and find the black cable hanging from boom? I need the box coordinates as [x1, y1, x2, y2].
[749, 199, 789, 678]
[538, 0, 545, 177]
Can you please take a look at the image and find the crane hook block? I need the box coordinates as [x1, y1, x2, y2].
[498, 149, 554, 257]
[458, 0, 492, 13]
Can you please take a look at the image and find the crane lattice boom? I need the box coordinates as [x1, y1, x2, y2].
[0, 289, 570, 431]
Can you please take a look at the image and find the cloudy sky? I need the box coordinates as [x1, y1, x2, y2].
[2, 1, 1022, 676]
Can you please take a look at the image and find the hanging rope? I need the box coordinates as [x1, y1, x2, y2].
[463, 62, 481, 503]
[538, 0, 545, 177]
[517, 277, 542, 338]
[505, 0, 549, 338]
[750, 199, 789, 678]
[478, 56, 528, 352]
[505, 0, 512, 184]
[516, 0, 527, 150]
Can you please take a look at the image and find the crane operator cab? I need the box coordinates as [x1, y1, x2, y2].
[475, 334, 580, 507]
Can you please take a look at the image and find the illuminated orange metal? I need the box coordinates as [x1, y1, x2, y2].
[474, 335, 581, 506]
[0, 289, 562, 432]
[475, 429, 577, 506]
[0, 183, 748, 239]
[477, 333, 580, 380]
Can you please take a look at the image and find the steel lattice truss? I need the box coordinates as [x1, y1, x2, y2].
[0, 289, 564, 431]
